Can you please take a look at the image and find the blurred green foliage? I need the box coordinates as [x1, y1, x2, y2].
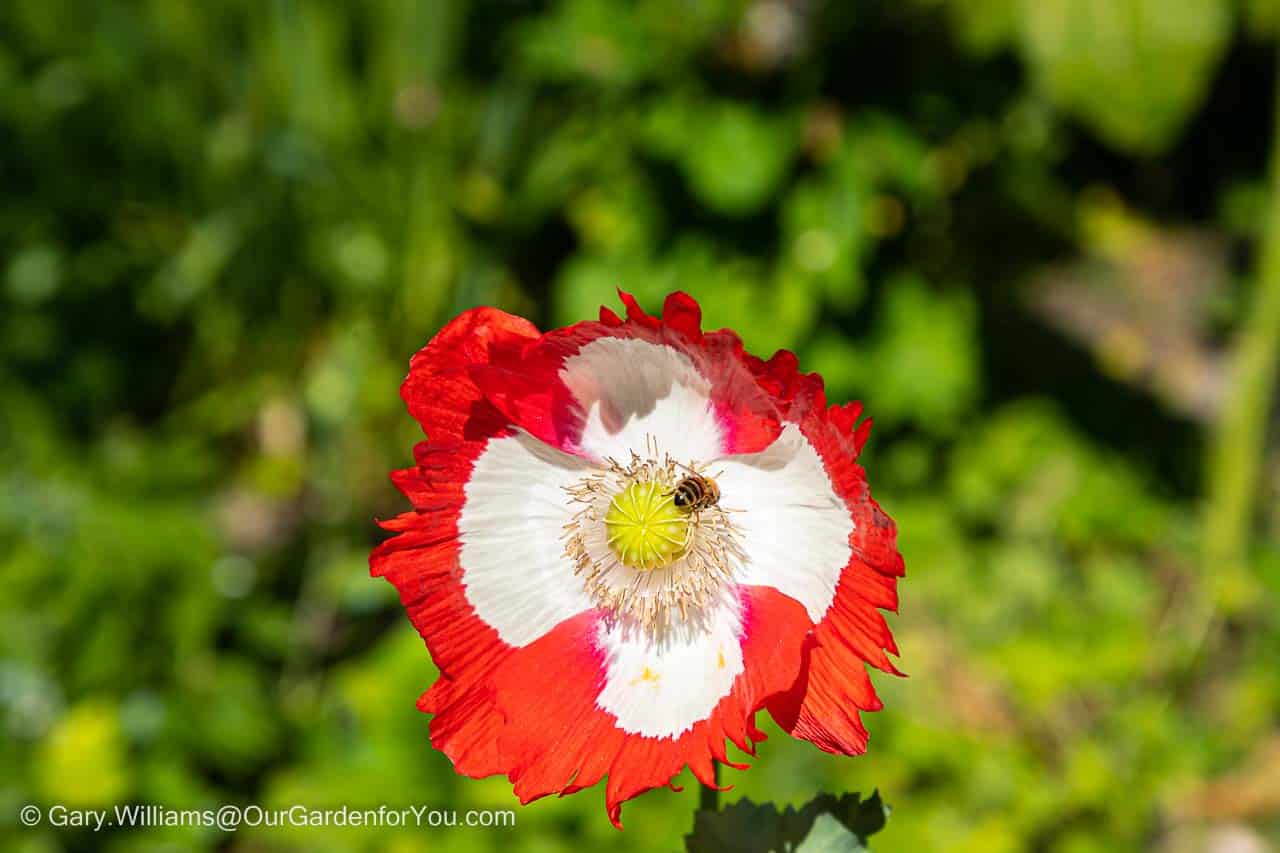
[3, 1, 1280, 852]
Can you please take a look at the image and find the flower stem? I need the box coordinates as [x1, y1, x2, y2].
[1198, 41, 1280, 640]
[699, 763, 720, 812]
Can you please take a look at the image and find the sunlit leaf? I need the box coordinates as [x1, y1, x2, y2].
[1020, 0, 1231, 152]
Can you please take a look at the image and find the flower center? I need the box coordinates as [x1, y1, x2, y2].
[561, 449, 743, 632]
[604, 481, 689, 571]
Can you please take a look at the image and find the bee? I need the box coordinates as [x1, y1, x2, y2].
[669, 473, 720, 514]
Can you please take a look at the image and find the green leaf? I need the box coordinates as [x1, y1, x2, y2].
[686, 104, 796, 214]
[860, 275, 980, 433]
[1020, 0, 1232, 153]
[940, 0, 1022, 55]
[796, 814, 870, 853]
[1245, 0, 1280, 34]
[685, 792, 889, 853]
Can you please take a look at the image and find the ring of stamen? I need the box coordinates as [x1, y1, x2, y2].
[562, 449, 743, 631]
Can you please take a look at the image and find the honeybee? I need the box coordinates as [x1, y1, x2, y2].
[669, 473, 720, 514]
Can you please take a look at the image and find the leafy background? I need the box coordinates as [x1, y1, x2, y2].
[4, 1, 1280, 851]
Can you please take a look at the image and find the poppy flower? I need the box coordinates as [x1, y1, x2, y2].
[371, 291, 904, 827]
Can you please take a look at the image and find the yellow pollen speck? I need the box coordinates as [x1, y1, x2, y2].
[717, 650, 726, 669]
[630, 666, 661, 687]
[605, 480, 689, 571]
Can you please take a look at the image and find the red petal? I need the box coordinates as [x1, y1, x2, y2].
[371, 307, 540, 776]
[661, 291, 703, 341]
[400, 306, 538, 439]
[618, 289, 661, 329]
[490, 586, 811, 828]
[470, 293, 784, 456]
[749, 365, 905, 756]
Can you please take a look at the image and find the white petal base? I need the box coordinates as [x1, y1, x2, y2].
[595, 598, 744, 739]
[458, 432, 596, 646]
[715, 423, 852, 622]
